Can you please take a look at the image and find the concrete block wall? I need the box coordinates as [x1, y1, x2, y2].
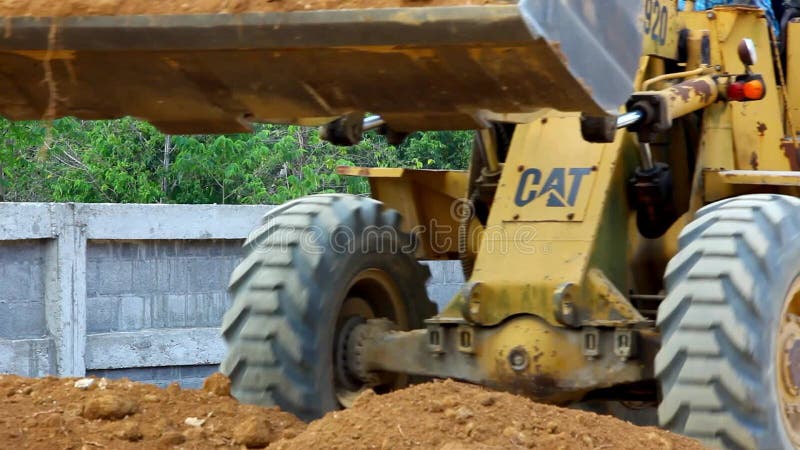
[84, 240, 241, 333]
[0, 240, 48, 339]
[0, 203, 462, 387]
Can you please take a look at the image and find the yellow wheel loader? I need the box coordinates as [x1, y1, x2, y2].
[4, 1, 800, 447]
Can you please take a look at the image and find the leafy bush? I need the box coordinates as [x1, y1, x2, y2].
[0, 118, 473, 204]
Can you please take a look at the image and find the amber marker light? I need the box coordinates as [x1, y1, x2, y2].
[743, 79, 765, 100]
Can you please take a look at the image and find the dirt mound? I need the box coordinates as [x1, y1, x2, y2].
[271, 379, 706, 450]
[0, 0, 506, 18]
[0, 373, 305, 450]
[0, 374, 706, 450]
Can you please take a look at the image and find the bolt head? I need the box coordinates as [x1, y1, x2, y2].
[508, 347, 529, 372]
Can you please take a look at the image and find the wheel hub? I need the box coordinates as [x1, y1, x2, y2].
[777, 278, 800, 445]
[786, 338, 800, 394]
[332, 269, 410, 408]
[335, 315, 368, 393]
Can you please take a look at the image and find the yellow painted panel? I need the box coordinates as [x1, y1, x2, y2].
[502, 119, 604, 222]
[788, 21, 800, 133]
[716, 9, 787, 170]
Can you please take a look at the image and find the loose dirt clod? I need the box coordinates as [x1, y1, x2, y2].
[82, 391, 139, 420]
[114, 420, 144, 442]
[0, 0, 507, 17]
[202, 372, 231, 397]
[234, 416, 276, 448]
[269, 379, 707, 450]
[0, 373, 305, 450]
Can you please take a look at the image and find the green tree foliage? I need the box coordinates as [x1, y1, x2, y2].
[0, 118, 473, 204]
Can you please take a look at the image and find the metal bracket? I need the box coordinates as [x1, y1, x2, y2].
[613, 328, 637, 360]
[427, 324, 445, 354]
[582, 327, 600, 359]
[456, 325, 476, 354]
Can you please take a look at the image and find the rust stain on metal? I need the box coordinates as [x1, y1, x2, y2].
[672, 85, 691, 102]
[756, 121, 767, 136]
[749, 151, 759, 170]
[671, 79, 713, 104]
[782, 141, 800, 171]
[684, 79, 713, 103]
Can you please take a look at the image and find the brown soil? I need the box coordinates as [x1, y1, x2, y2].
[0, 0, 510, 17]
[0, 373, 305, 450]
[271, 379, 707, 450]
[0, 374, 707, 450]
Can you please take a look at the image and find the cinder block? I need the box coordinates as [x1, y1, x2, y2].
[152, 294, 189, 328]
[0, 240, 46, 265]
[86, 241, 114, 259]
[190, 292, 231, 327]
[190, 293, 215, 327]
[154, 260, 169, 293]
[0, 337, 54, 376]
[131, 260, 158, 296]
[168, 295, 188, 327]
[208, 240, 224, 257]
[118, 296, 145, 331]
[141, 242, 161, 260]
[86, 260, 100, 296]
[166, 259, 189, 293]
[214, 292, 234, 320]
[116, 242, 141, 260]
[222, 240, 245, 256]
[86, 296, 120, 333]
[159, 241, 178, 257]
[2, 262, 36, 301]
[186, 259, 225, 293]
[92, 260, 134, 295]
[0, 301, 46, 339]
[0, 241, 46, 302]
[220, 257, 242, 280]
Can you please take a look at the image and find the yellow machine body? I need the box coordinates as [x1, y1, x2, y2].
[4, 0, 800, 437]
[345, 3, 800, 403]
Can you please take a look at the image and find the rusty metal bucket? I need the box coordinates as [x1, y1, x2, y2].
[0, 0, 643, 134]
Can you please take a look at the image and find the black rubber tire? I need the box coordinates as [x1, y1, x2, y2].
[656, 194, 800, 449]
[220, 194, 436, 421]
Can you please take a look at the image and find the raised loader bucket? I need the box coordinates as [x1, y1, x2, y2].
[0, 0, 643, 134]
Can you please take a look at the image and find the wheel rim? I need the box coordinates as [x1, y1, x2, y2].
[777, 276, 800, 445]
[333, 268, 409, 407]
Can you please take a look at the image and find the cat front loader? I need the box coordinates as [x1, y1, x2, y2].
[4, 1, 800, 448]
